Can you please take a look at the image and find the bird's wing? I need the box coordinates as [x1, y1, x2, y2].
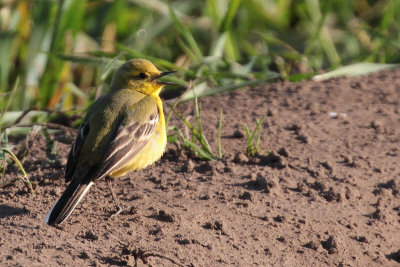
[92, 102, 159, 181]
[65, 121, 90, 182]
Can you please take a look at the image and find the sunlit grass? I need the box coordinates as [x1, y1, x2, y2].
[0, 0, 398, 114]
[217, 109, 223, 158]
[167, 93, 216, 161]
[0, 146, 33, 193]
[243, 117, 265, 157]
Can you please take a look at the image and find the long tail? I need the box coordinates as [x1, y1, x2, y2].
[44, 179, 93, 225]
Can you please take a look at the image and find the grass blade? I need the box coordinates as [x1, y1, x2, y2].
[180, 76, 278, 102]
[168, 5, 203, 61]
[0, 77, 19, 131]
[217, 109, 223, 158]
[219, 0, 241, 32]
[243, 117, 265, 157]
[1, 147, 33, 193]
[313, 63, 399, 81]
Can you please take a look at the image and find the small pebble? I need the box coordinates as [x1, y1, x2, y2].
[233, 152, 248, 164]
[232, 129, 245, 138]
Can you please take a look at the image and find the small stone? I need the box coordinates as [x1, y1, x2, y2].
[296, 133, 310, 144]
[50, 187, 61, 196]
[277, 147, 289, 157]
[345, 187, 351, 200]
[233, 152, 248, 164]
[371, 120, 384, 133]
[239, 191, 252, 201]
[255, 175, 268, 189]
[321, 236, 338, 254]
[371, 208, 384, 221]
[321, 188, 341, 202]
[78, 251, 90, 259]
[371, 120, 382, 129]
[296, 182, 307, 193]
[224, 165, 237, 174]
[304, 241, 319, 250]
[258, 151, 286, 169]
[249, 172, 257, 181]
[232, 129, 245, 138]
[181, 159, 194, 172]
[149, 176, 161, 184]
[320, 161, 333, 171]
[176, 238, 191, 245]
[306, 102, 319, 115]
[273, 215, 285, 222]
[267, 108, 276, 116]
[82, 230, 98, 241]
[255, 174, 276, 193]
[311, 181, 326, 192]
[342, 154, 356, 167]
[287, 123, 301, 131]
[203, 221, 224, 231]
[210, 160, 226, 174]
[157, 210, 175, 223]
[355, 236, 368, 243]
[276, 236, 286, 243]
[13, 247, 23, 253]
[194, 162, 213, 174]
[199, 194, 210, 200]
[264, 247, 272, 256]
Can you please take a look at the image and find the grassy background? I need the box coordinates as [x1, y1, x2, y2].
[0, 0, 399, 178]
[0, 0, 399, 114]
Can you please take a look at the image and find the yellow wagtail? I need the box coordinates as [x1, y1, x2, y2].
[45, 59, 175, 225]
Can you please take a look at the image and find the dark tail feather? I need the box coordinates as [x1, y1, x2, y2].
[45, 179, 93, 225]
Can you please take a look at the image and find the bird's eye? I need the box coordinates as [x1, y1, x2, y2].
[138, 72, 147, 79]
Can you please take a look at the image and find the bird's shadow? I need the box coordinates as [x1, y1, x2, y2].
[0, 204, 29, 219]
[386, 250, 400, 263]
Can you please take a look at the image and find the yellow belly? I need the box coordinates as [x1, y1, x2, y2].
[108, 126, 167, 178]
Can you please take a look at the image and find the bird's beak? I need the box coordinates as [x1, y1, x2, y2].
[159, 71, 177, 77]
[156, 71, 177, 85]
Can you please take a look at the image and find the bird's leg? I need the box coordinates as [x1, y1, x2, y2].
[106, 176, 124, 219]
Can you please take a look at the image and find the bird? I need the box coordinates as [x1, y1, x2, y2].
[45, 58, 175, 225]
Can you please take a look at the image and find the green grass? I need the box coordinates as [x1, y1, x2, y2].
[0, 129, 32, 192]
[243, 117, 265, 157]
[0, 0, 399, 114]
[217, 109, 223, 158]
[167, 93, 216, 160]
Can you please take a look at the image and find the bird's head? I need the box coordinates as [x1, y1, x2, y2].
[111, 58, 175, 96]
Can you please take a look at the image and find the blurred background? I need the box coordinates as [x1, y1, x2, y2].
[0, 0, 399, 114]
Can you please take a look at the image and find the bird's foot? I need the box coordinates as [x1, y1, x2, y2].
[108, 205, 135, 220]
[109, 206, 124, 220]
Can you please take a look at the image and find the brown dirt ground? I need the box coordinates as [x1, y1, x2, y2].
[1, 69, 400, 267]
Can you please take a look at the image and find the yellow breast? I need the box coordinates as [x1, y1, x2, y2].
[108, 99, 167, 178]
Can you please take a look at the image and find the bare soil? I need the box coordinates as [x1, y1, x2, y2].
[1, 69, 400, 266]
